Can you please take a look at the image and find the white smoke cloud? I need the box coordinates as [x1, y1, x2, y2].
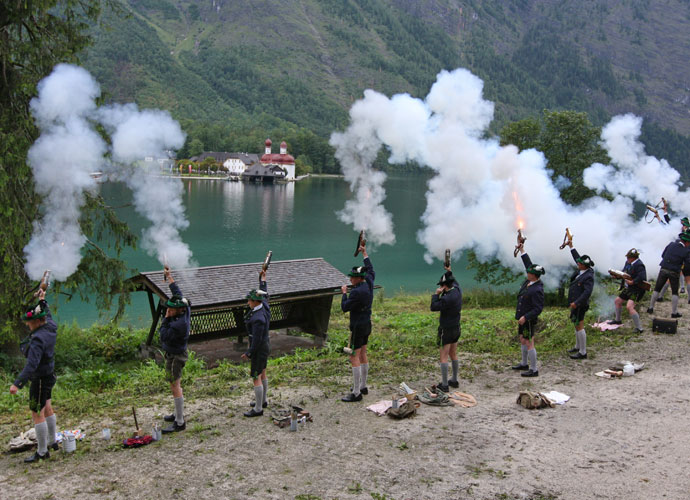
[584, 113, 687, 211]
[24, 64, 192, 281]
[335, 68, 681, 284]
[24, 65, 104, 281]
[95, 104, 190, 268]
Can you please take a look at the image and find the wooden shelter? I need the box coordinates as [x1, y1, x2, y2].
[129, 258, 351, 355]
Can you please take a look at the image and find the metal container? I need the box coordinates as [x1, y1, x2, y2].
[63, 431, 76, 453]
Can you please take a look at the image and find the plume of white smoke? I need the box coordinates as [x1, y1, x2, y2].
[24, 64, 105, 281]
[336, 68, 681, 284]
[24, 64, 192, 282]
[95, 104, 190, 268]
[583, 113, 690, 212]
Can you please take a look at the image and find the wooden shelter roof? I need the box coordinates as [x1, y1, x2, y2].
[129, 258, 350, 310]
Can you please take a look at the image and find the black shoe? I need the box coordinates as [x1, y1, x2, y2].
[657, 297, 664, 302]
[567, 347, 579, 354]
[608, 320, 623, 325]
[24, 451, 49, 463]
[647, 308, 654, 314]
[448, 380, 460, 388]
[511, 363, 529, 370]
[243, 408, 264, 417]
[570, 352, 587, 360]
[249, 401, 268, 408]
[635, 328, 644, 333]
[350, 387, 368, 395]
[163, 414, 176, 422]
[49, 442, 59, 451]
[521, 369, 539, 377]
[162, 421, 186, 433]
[672, 313, 682, 318]
[435, 383, 450, 393]
[341, 392, 362, 402]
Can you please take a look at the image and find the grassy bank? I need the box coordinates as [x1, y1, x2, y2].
[0, 291, 638, 440]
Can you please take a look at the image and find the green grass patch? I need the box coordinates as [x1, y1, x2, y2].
[0, 291, 641, 441]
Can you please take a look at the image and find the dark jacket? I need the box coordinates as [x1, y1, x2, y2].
[245, 279, 270, 358]
[159, 282, 191, 355]
[659, 240, 690, 273]
[515, 253, 544, 321]
[431, 278, 462, 328]
[568, 249, 594, 307]
[14, 300, 57, 389]
[621, 259, 647, 290]
[341, 257, 375, 328]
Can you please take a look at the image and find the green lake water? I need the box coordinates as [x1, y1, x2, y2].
[54, 174, 481, 327]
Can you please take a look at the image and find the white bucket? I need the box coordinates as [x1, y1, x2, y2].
[63, 431, 76, 453]
[623, 364, 635, 377]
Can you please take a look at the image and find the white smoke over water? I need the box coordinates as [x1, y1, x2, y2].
[335, 68, 684, 284]
[24, 64, 191, 281]
[96, 104, 189, 268]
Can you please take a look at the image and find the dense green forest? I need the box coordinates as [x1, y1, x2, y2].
[82, 0, 690, 176]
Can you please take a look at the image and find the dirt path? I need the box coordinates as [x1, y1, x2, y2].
[2, 309, 690, 499]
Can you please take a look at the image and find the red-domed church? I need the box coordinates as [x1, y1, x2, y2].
[260, 139, 296, 181]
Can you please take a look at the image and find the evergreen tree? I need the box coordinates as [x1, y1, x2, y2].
[0, 0, 134, 351]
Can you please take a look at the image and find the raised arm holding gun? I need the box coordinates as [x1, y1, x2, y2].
[340, 241, 375, 402]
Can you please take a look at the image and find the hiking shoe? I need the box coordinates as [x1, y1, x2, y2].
[646, 308, 654, 314]
[511, 363, 529, 370]
[521, 369, 539, 377]
[567, 347, 579, 354]
[350, 387, 368, 395]
[341, 392, 362, 402]
[672, 313, 682, 318]
[24, 451, 49, 463]
[162, 421, 186, 433]
[163, 414, 176, 422]
[243, 408, 264, 417]
[448, 380, 460, 388]
[435, 383, 450, 393]
[49, 442, 59, 452]
[607, 320, 623, 325]
[634, 328, 644, 333]
[249, 401, 268, 408]
[570, 352, 587, 360]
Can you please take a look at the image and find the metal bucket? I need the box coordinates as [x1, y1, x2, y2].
[63, 431, 76, 453]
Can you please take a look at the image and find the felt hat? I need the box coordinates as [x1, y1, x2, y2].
[21, 302, 47, 321]
[526, 264, 545, 276]
[348, 266, 367, 278]
[626, 248, 640, 258]
[682, 217, 690, 227]
[679, 233, 690, 242]
[166, 294, 189, 308]
[437, 271, 455, 286]
[576, 254, 594, 267]
[246, 289, 267, 301]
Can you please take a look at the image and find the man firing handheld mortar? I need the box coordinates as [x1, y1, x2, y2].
[430, 250, 463, 393]
[512, 235, 545, 377]
[160, 266, 191, 433]
[340, 235, 375, 402]
[562, 230, 595, 360]
[10, 273, 60, 463]
[241, 257, 271, 418]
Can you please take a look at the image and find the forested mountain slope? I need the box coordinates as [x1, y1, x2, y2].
[83, 0, 690, 172]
